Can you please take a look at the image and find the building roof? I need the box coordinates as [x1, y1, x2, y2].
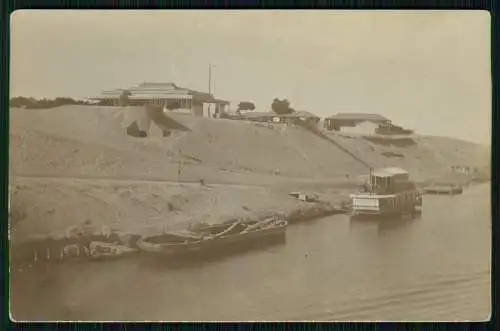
[372, 167, 409, 178]
[282, 110, 320, 119]
[242, 111, 276, 118]
[243, 111, 319, 119]
[326, 113, 390, 123]
[213, 98, 230, 105]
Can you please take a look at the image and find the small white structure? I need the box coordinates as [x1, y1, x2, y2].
[203, 103, 218, 118]
[340, 120, 379, 135]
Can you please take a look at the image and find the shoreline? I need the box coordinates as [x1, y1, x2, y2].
[9, 173, 490, 267]
[9, 200, 346, 268]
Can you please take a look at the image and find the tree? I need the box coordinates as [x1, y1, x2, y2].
[10, 96, 87, 109]
[237, 101, 256, 111]
[54, 97, 78, 106]
[97, 99, 114, 106]
[10, 97, 34, 108]
[271, 98, 294, 115]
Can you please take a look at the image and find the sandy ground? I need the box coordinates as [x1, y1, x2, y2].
[10, 176, 347, 244]
[9, 105, 490, 243]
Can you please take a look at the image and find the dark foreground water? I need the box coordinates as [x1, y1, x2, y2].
[11, 183, 491, 321]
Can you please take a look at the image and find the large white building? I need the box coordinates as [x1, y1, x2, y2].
[93, 82, 229, 118]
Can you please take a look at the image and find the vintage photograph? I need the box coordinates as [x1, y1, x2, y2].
[9, 10, 491, 321]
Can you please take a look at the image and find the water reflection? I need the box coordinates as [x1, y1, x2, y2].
[142, 237, 288, 271]
[348, 215, 417, 238]
[377, 216, 417, 235]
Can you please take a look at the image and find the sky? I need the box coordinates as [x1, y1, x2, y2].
[10, 10, 491, 144]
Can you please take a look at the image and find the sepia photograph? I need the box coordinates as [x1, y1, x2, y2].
[9, 10, 491, 322]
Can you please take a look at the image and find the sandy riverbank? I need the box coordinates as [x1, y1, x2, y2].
[9, 105, 490, 250]
[9, 177, 348, 267]
[9, 177, 347, 242]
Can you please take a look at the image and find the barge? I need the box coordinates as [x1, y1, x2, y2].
[136, 217, 288, 259]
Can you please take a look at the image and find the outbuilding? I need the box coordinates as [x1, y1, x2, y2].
[324, 113, 391, 134]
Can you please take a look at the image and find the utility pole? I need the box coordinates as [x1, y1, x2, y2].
[208, 63, 218, 118]
[208, 63, 212, 95]
[208, 63, 217, 94]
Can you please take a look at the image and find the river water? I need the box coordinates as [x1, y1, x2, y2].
[11, 183, 491, 321]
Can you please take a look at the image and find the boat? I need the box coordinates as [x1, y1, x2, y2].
[88, 241, 138, 261]
[288, 191, 319, 202]
[136, 217, 288, 258]
[349, 167, 423, 219]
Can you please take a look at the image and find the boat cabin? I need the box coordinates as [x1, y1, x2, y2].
[364, 167, 416, 194]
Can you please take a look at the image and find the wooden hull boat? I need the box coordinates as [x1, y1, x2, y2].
[136, 218, 288, 258]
